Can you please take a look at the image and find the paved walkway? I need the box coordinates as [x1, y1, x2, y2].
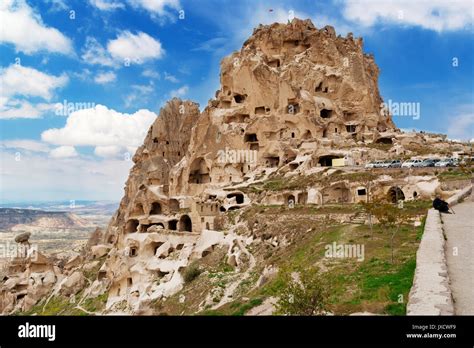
[442, 190, 474, 315]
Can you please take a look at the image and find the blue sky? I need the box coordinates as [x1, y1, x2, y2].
[0, 0, 473, 202]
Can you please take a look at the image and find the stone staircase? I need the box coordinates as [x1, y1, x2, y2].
[351, 211, 368, 224]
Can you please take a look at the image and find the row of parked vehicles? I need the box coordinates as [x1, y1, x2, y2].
[365, 158, 462, 169]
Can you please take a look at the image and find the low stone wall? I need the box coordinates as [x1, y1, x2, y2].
[407, 208, 454, 315]
[446, 184, 472, 206]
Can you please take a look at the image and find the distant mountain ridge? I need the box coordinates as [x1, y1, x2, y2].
[0, 208, 87, 231]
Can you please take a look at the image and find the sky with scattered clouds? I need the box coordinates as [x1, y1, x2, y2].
[0, 0, 473, 202]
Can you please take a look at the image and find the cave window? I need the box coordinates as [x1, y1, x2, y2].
[346, 125, 357, 133]
[168, 220, 178, 230]
[318, 155, 342, 167]
[166, 141, 169, 145]
[335, 128, 338, 133]
[153, 138, 158, 143]
[291, 132, 295, 138]
[125, 219, 139, 233]
[162, 152, 165, 156]
[178, 152, 180, 156]
[320, 109, 332, 118]
[179, 215, 192, 232]
[322, 129, 327, 138]
[150, 202, 162, 215]
[265, 157, 279, 168]
[129, 247, 138, 257]
[357, 188, 367, 196]
[127, 278, 133, 287]
[315, 81, 323, 92]
[233, 94, 246, 103]
[244, 133, 258, 142]
[227, 192, 244, 204]
[268, 59, 280, 68]
[255, 106, 265, 115]
[388, 187, 405, 203]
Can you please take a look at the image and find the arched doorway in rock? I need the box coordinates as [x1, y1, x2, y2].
[318, 155, 342, 167]
[388, 187, 405, 203]
[149, 202, 162, 215]
[287, 194, 296, 206]
[125, 219, 139, 233]
[375, 137, 393, 145]
[227, 192, 244, 204]
[131, 203, 144, 216]
[179, 215, 192, 232]
[168, 219, 178, 230]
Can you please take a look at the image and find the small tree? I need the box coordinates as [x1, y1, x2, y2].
[275, 268, 328, 315]
[373, 203, 408, 264]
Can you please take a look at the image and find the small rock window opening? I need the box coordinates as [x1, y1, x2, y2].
[129, 247, 138, 257]
[335, 127, 338, 133]
[346, 125, 357, 133]
[320, 109, 332, 118]
[125, 219, 139, 233]
[318, 155, 341, 167]
[244, 133, 258, 142]
[375, 137, 393, 144]
[291, 132, 295, 138]
[166, 141, 169, 145]
[153, 138, 158, 143]
[179, 215, 192, 232]
[227, 192, 244, 204]
[153, 242, 164, 255]
[357, 188, 367, 196]
[255, 106, 266, 115]
[322, 129, 328, 138]
[413, 191, 418, 198]
[150, 202, 162, 215]
[168, 220, 178, 230]
[127, 278, 133, 287]
[268, 59, 280, 68]
[233, 94, 246, 103]
[265, 156, 280, 168]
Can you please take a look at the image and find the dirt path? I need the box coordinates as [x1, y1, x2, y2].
[442, 190, 474, 315]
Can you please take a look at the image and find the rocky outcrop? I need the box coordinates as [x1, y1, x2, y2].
[0, 18, 471, 315]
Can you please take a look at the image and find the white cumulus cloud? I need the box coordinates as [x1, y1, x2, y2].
[49, 145, 79, 158]
[1, 64, 68, 100]
[169, 85, 188, 98]
[94, 71, 117, 84]
[41, 105, 157, 156]
[107, 31, 164, 63]
[89, 0, 125, 11]
[342, 0, 473, 32]
[127, 0, 180, 16]
[0, 0, 73, 54]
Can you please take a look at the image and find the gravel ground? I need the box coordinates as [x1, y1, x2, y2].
[442, 189, 474, 315]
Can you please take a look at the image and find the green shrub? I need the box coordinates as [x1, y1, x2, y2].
[183, 263, 202, 283]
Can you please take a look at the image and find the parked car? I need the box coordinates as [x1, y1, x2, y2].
[365, 160, 383, 169]
[401, 159, 423, 168]
[435, 158, 457, 167]
[376, 160, 391, 168]
[388, 159, 402, 168]
[420, 158, 439, 167]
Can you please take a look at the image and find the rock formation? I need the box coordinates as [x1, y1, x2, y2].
[0, 18, 471, 315]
